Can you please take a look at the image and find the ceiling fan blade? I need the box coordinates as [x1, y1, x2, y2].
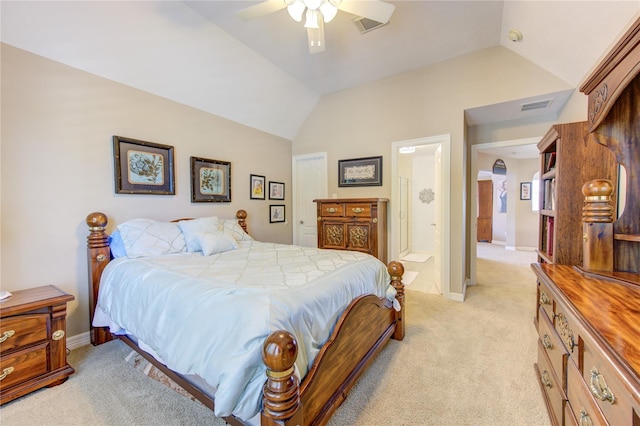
[307, 19, 325, 54]
[235, 0, 287, 21]
[337, 0, 395, 24]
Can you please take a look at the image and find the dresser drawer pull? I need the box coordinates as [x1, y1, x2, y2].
[579, 409, 594, 426]
[539, 291, 550, 306]
[326, 207, 337, 213]
[556, 313, 576, 352]
[52, 330, 66, 341]
[590, 368, 615, 404]
[351, 207, 364, 214]
[541, 370, 552, 388]
[542, 333, 553, 350]
[0, 367, 14, 381]
[0, 329, 15, 343]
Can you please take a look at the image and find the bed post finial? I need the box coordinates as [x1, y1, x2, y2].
[388, 261, 405, 340]
[261, 330, 303, 425]
[236, 209, 248, 233]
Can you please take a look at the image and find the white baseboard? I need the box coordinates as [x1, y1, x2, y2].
[67, 331, 91, 350]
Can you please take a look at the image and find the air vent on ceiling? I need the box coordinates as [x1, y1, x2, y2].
[520, 99, 553, 112]
[353, 16, 387, 34]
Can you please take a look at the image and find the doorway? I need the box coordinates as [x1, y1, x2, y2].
[292, 152, 327, 247]
[391, 135, 451, 298]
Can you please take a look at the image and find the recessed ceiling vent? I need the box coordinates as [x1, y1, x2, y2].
[521, 99, 554, 112]
[354, 16, 387, 34]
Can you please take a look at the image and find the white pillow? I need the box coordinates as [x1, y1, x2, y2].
[178, 216, 219, 252]
[221, 219, 253, 241]
[118, 219, 186, 258]
[197, 230, 238, 256]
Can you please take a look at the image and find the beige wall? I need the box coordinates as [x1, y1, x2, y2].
[1, 44, 293, 337]
[293, 46, 575, 295]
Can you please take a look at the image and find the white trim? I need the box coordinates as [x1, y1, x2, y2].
[67, 331, 91, 350]
[469, 137, 539, 287]
[391, 134, 451, 299]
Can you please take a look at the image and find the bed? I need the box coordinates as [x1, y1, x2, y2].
[86, 209, 405, 426]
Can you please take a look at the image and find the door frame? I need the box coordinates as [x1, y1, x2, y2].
[469, 137, 539, 286]
[292, 152, 327, 246]
[391, 134, 451, 299]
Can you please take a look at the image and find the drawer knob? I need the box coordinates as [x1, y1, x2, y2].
[590, 368, 615, 404]
[351, 207, 364, 213]
[326, 207, 337, 213]
[0, 330, 15, 343]
[542, 333, 553, 350]
[52, 330, 66, 341]
[579, 409, 594, 426]
[0, 366, 14, 381]
[541, 370, 552, 388]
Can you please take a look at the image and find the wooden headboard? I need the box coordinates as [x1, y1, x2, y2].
[579, 16, 640, 276]
[85, 209, 248, 345]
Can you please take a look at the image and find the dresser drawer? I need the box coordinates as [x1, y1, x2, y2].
[344, 203, 371, 218]
[537, 340, 565, 425]
[319, 203, 344, 217]
[538, 307, 567, 389]
[538, 280, 555, 324]
[583, 340, 637, 425]
[0, 343, 49, 389]
[0, 314, 49, 353]
[554, 303, 579, 356]
[566, 358, 607, 426]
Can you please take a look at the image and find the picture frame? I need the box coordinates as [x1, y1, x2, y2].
[250, 174, 266, 200]
[520, 182, 532, 200]
[113, 135, 175, 195]
[190, 156, 231, 203]
[338, 156, 383, 187]
[269, 205, 285, 223]
[269, 181, 285, 200]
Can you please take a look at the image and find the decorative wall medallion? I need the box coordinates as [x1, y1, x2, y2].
[419, 188, 435, 204]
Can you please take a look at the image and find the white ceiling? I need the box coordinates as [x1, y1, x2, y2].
[1, 1, 639, 140]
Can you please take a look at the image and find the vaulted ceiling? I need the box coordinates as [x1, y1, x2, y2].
[1, 1, 638, 139]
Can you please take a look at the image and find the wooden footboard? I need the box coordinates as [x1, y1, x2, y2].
[86, 211, 404, 426]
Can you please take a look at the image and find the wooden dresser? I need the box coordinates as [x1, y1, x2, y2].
[314, 198, 388, 263]
[532, 15, 640, 426]
[0, 285, 75, 404]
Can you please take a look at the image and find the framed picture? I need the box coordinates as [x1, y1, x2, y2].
[270, 205, 285, 223]
[338, 156, 383, 187]
[190, 156, 231, 203]
[250, 174, 266, 200]
[520, 182, 532, 200]
[113, 135, 175, 195]
[269, 181, 285, 200]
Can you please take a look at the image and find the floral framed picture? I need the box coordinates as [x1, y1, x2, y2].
[338, 156, 383, 187]
[250, 174, 266, 200]
[270, 205, 285, 223]
[113, 135, 175, 195]
[269, 181, 285, 200]
[190, 156, 231, 203]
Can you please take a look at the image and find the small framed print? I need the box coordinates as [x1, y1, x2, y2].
[270, 205, 285, 223]
[338, 156, 383, 187]
[190, 156, 231, 203]
[269, 181, 285, 200]
[250, 174, 266, 200]
[520, 182, 532, 201]
[113, 135, 175, 195]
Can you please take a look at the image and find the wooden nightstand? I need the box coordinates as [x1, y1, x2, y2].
[0, 285, 75, 404]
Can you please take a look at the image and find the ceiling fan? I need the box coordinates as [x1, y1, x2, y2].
[236, 0, 395, 54]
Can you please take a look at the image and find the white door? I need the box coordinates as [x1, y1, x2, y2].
[432, 145, 443, 292]
[292, 153, 327, 247]
[399, 176, 410, 257]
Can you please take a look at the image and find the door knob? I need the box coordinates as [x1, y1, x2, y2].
[299, 220, 304, 224]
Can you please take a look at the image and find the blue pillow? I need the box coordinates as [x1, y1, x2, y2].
[109, 230, 127, 258]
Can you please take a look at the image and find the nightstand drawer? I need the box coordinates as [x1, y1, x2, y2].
[0, 314, 49, 353]
[345, 203, 371, 217]
[319, 203, 344, 217]
[0, 343, 48, 389]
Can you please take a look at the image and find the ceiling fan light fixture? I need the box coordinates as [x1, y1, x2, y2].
[304, 9, 319, 29]
[287, 1, 305, 21]
[319, 1, 337, 22]
[303, 0, 322, 10]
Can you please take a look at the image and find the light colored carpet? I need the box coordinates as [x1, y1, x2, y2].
[0, 243, 549, 426]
